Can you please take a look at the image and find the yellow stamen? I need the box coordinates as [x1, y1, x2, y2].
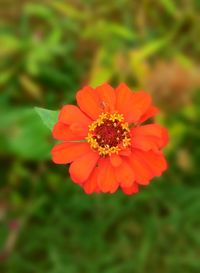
[86, 112, 131, 156]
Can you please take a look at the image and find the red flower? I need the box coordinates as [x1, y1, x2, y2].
[52, 83, 168, 195]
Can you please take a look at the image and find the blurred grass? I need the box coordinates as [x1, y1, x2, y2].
[0, 1, 200, 273]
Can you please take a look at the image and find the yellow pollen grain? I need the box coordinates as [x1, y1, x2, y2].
[108, 146, 120, 155]
[122, 122, 130, 131]
[123, 137, 131, 147]
[98, 146, 107, 156]
[97, 120, 104, 126]
[88, 123, 97, 131]
[85, 133, 93, 141]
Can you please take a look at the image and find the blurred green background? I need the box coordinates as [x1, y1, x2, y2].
[0, 1, 200, 272]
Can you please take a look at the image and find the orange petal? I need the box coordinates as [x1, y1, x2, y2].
[97, 158, 119, 193]
[128, 152, 153, 185]
[83, 167, 100, 194]
[115, 83, 133, 122]
[95, 83, 116, 112]
[134, 149, 168, 177]
[129, 91, 152, 123]
[119, 148, 132, 157]
[76, 86, 102, 120]
[110, 154, 122, 167]
[114, 159, 135, 187]
[138, 106, 159, 124]
[115, 83, 151, 123]
[52, 122, 85, 141]
[131, 124, 169, 151]
[69, 150, 99, 184]
[121, 183, 139, 195]
[59, 105, 92, 127]
[52, 142, 90, 164]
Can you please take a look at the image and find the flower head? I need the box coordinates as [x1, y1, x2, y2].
[52, 83, 168, 195]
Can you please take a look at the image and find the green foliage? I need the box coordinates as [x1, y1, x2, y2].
[0, 108, 53, 160]
[160, 0, 178, 17]
[35, 107, 59, 131]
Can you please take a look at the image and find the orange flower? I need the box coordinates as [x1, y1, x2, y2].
[52, 83, 168, 195]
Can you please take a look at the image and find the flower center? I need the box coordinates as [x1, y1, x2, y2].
[86, 112, 131, 156]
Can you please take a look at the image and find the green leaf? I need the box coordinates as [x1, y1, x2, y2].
[0, 34, 21, 57]
[0, 108, 53, 160]
[35, 107, 59, 130]
[160, 0, 178, 17]
[49, 1, 86, 20]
